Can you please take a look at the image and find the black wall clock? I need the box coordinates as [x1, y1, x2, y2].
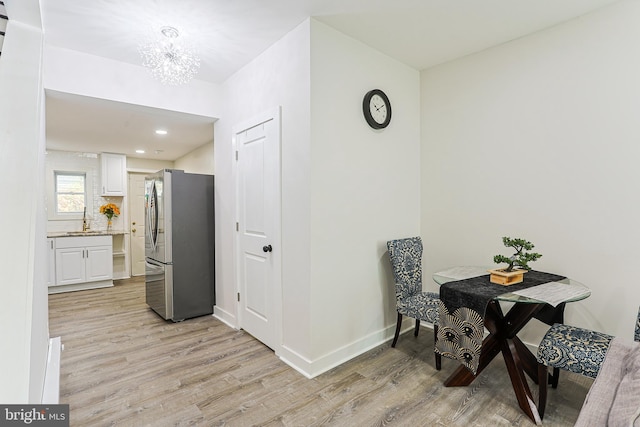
[362, 89, 392, 129]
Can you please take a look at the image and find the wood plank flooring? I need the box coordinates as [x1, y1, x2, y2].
[48, 277, 592, 426]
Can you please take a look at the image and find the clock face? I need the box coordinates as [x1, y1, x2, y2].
[363, 89, 391, 129]
[369, 94, 388, 124]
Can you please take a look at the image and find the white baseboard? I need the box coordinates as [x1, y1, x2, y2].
[278, 322, 415, 379]
[48, 280, 113, 294]
[213, 305, 237, 329]
[42, 337, 62, 404]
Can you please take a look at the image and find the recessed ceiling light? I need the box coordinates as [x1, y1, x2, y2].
[155, 129, 168, 135]
[135, 149, 145, 154]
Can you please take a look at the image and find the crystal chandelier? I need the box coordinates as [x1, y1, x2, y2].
[139, 26, 201, 86]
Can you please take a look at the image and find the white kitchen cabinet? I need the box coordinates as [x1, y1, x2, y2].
[47, 238, 56, 287]
[86, 245, 113, 281]
[100, 153, 127, 196]
[53, 236, 113, 287]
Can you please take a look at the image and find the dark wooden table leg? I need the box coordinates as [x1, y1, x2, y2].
[538, 363, 549, 419]
[502, 338, 542, 425]
[512, 335, 540, 383]
[442, 301, 546, 425]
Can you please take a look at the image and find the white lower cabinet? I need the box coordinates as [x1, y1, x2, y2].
[85, 246, 113, 281]
[51, 236, 113, 291]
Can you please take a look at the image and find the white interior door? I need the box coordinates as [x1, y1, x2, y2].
[236, 109, 281, 351]
[128, 173, 147, 276]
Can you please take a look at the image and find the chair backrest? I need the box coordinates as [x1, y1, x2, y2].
[387, 237, 423, 302]
[635, 306, 640, 342]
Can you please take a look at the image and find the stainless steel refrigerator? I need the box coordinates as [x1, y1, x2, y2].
[145, 169, 215, 321]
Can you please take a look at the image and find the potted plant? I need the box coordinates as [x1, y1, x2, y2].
[489, 236, 542, 285]
[100, 203, 120, 231]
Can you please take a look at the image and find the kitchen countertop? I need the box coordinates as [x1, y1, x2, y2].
[47, 230, 128, 238]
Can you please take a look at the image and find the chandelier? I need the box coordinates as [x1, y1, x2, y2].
[139, 26, 201, 86]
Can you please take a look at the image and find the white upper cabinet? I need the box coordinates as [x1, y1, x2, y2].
[101, 153, 126, 196]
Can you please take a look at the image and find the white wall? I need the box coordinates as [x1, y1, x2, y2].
[44, 46, 223, 119]
[420, 1, 640, 343]
[307, 20, 421, 373]
[174, 141, 214, 174]
[213, 19, 312, 361]
[214, 18, 422, 377]
[0, 3, 49, 402]
[126, 157, 174, 173]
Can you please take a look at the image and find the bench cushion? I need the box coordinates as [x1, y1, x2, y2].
[537, 323, 613, 378]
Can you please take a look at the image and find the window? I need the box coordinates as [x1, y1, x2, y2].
[55, 172, 86, 214]
[47, 162, 94, 221]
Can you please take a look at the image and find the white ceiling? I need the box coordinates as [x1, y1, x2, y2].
[45, 91, 215, 161]
[39, 0, 620, 161]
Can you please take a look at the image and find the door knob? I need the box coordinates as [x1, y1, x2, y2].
[132, 228, 137, 233]
[262, 245, 273, 253]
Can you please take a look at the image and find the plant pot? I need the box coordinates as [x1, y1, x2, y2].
[487, 268, 527, 286]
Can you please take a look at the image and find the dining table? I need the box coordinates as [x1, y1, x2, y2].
[432, 266, 591, 425]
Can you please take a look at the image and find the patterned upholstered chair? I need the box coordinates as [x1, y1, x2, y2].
[536, 306, 640, 417]
[387, 237, 441, 370]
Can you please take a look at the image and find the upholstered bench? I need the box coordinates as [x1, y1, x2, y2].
[537, 323, 614, 384]
[537, 307, 640, 423]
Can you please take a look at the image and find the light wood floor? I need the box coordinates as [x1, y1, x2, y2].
[49, 277, 592, 426]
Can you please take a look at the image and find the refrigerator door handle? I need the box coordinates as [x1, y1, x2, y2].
[146, 258, 172, 268]
[145, 258, 160, 268]
[147, 181, 159, 253]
